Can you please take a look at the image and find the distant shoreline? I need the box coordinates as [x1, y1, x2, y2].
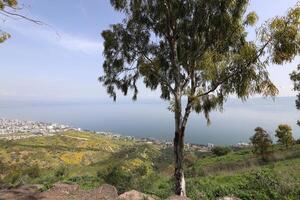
[0, 117, 251, 150]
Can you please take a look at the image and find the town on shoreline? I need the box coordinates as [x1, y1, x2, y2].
[0, 118, 250, 151]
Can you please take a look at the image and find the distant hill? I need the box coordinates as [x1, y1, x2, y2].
[0, 131, 299, 200]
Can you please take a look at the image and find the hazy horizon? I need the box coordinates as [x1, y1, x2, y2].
[1, 97, 299, 145]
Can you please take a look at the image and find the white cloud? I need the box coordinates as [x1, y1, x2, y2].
[1, 18, 102, 55]
[57, 32, 102, 55]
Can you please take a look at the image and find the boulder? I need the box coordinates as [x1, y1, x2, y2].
[117, 190, 157, 200]
[167, 195, 191, 200]
[0, 185, 40, 200]
[49, 182, 80, 194]
[83, 184, 118, 200]
[39, 183, 118, 200]
[216, 197, 241, 200]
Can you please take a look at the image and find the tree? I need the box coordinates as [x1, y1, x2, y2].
[290, 65, 300, 126]
[100, 1, 300, 196]
[275, 124, 294, 148]
[211, 146, 231, 156]
[0, 0, 42, 43]
[250, 127, 273, 161]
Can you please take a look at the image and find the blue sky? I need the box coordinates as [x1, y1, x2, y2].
[0, 0, 299, 102]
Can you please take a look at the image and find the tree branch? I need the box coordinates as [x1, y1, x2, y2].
[141, 53, 176, 95]
[196, 38, 272, 98]
[1, 9, 44, 25]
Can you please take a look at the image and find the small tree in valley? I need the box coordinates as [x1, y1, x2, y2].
[275, 124, 294, 148]
[250, 127, 273, 161]
[100, 1, 300, 196]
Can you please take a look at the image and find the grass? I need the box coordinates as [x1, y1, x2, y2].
[0, 131, 299, 200]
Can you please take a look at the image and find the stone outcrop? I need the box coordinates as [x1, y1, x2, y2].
[34, 183, 118, 200]
[167, 195, 192, 200]
[1, 183, 223, 200]
[0, 185, 41, 200]
[76, 184, 119, 200]
[117, 190, 157, 200]
[216, 197, 241, 200]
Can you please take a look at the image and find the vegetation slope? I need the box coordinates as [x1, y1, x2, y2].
[0, 131, 299, 200]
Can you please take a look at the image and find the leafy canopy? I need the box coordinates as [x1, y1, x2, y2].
[250, 127, 273, 158]
[100, 0, 300, 122]
[275, 124, 294, 148]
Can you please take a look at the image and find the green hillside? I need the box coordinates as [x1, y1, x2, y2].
[0, 131, 299, 200]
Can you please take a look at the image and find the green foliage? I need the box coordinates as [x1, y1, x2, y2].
[103, 166, 131, 193]
[3, 165, 40, 186]
[250, 127, 273, 161]
[66, 176, 102, 189]
[241, 170, 282, 200]
[275, 124, 294, 148]
[211, 146, 231, 157]
[101, 1, 300, 194]
[0, 0, 17, 43]
[0, 0, 17, 8]
[1, 133, 300, 199]
[0, 32, 10, 43]
[290, 65, 300, 126]
[186, 155, 300, 200]
[100, 0, 286, 122]
[4, 170, 23, 186]
[259, 5, 300, 65]
[24, 164, 40, 179]
[244, 12, 259, 26]
[103, 160, 155, 194]
[55, 165, 68, 178]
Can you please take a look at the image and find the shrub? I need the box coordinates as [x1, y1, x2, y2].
[239, 170, 282, 200]
[296, 138, 300, 144]
[0, 160, 6, 174]
[66, 176, 101, 189]
[212, 146, 231, 156]
[55, 166, 68, 178]
[5, 170, 22, 185]
[103, 166, 133, 193]
[25, 165, 40, 178]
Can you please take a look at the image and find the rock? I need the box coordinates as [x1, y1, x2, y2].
[50, 182, 80, 194]
[0, 185, 40, 200]
[167, 195, 191, 200]
[216, 197, 241, 200]
[37, 183, 80, 200]
[82, 184, 118, 200]
[31, 184, 44, 191]
[39, 183, 118, 200]
[117, 190, 157, 200]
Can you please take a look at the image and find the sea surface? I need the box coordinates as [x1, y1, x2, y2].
[0, 97, 299, 145]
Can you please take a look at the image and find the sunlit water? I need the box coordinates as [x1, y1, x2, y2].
[0, 97, 299, 145]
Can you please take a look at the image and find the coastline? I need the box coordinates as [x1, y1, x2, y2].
[0, 117, 251, 150]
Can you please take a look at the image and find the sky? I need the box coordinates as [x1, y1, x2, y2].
[0, 0, 299, 103]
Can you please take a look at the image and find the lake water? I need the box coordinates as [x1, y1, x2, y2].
[0, 97, 299, 145]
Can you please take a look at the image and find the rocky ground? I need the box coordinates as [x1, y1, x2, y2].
[0, 183, 240, 200]
[0, 183, 177, 200]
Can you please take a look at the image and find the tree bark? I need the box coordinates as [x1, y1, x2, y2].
[174, 128, 186, 196]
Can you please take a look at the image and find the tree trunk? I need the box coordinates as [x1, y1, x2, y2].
[174, 128, 186, 196]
